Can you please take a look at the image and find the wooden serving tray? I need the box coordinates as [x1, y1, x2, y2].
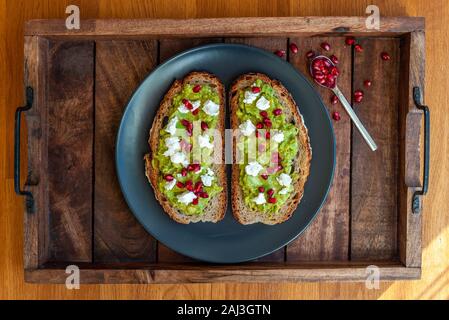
[18, 17, 427, 283]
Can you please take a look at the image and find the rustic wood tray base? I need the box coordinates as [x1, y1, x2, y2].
[19, 17, 425, 283]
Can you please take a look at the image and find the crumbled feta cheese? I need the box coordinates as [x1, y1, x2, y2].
[203, 100, 219, 116]
[177, 191, 197, 205]
[279, 187, 290, 195]
[201, 174, 214, 187]
[163, 137, 181, 157]
[165, 116, 178, 136]
[165, 178, 177, 191]
[206, 168, 215, 176]
[170, 152, 187, 165]
[277, 173, 292, 187]
[253, 193, 267, 205]
[198, 134, 214, 149]
[256, 96, 270, 110]
[245, 161, 263, 177]
[271, 131, 284, 143]
[243, 90, 260, 104]
[239, 119, 256, 136]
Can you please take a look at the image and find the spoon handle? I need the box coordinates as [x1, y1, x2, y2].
[332, 86, 377, 151]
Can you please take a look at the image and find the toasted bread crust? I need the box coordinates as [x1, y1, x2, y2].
[145, 72, 227, 224]
[230, 73, 312, 225]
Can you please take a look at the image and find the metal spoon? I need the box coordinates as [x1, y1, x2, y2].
[310, 55, 377, 151]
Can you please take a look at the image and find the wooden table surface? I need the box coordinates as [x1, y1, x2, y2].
[1, 0, 448, 299]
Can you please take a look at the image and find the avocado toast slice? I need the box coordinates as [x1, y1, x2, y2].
[145, 72, 226, 224]
[230, 73, 312, 225]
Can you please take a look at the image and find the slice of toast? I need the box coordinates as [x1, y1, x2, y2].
[230, 73, 312, 225]
[144, 72, 226, 224]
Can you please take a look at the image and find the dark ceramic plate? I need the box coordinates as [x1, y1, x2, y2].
[116, 44, 335, 263]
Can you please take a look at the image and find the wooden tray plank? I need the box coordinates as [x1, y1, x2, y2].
[225, 37, 287, 262]
[398, 31, 424, 267]
[94, 40, 158, 263]
[351, 38, 400, 260]
[287, 37, 351, 261]
[46, 40, 94, 262]
[157, 37, 223, 263]
[24, 17, 425, 37]
[24, 36, 50, 268]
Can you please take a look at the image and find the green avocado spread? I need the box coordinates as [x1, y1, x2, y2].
[152, 84, 223, 215]
[237, 79, 299, 214]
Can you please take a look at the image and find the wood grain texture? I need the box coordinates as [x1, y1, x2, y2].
[1, 0, 449, 300]
[351, 38, 400, 260]
[287, 37, 351, 261]
[24, 264, 420, 284]
[46, 40, 94, 262]
[24, 17, 424, 37]
[94, 40, 158, 263]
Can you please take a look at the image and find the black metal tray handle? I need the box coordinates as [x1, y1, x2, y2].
[14, 86, 35, 213]
[412, 87, 430, 214]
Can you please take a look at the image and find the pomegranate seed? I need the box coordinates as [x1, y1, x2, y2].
[194, 181, 203, 193]
[330, 66, 340, 76]
[268, 197, 277, 204]
[176, 181, 185, 188]
[331, 94, 338, 105]
[260, 111, 268, 118]
[193, 85, 201, 93]
[354, 90, 364, 97]
[354, 44, 363, 53]
[330, 55, 339, 64]
[200, 192, 209, 199]
[181, 119, 191, 128]
[192, 198, 199, 205]
[267, 189, 274, 197]
[263, 118, 272, 128]
[181, 168, 188, 177]
[201, 121, 208, 131]
[364, 80, 372, 87]
[192, 108, 199, 116]
[265, 131, 271, 139]
[273, 108, 282, 116]
[354, 95, 363, 103]
[306, 50, 315, 59]
[188, 163, 200, 172]
[164, 175, 174, 181]
[255, 130, 260, 138]
[321, 42, 331, 51]
[256, 122, 264, 129]
[289, 42, 299, 54]
[185, 180, 193, 191]
[261, 174, 269, 180]
[258, 186, 265, 193]
[345, 37, 355, 46]
[252, 86, 261, 94]
[274, 50, 285, 58]
[332, 112, 341, 121]
[182, 99, 193, 110]
[381, 52, 391, 61]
